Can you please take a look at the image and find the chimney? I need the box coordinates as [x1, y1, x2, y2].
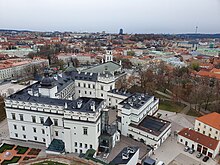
[64, 102, 68, 109]
[77, 100, 83, 108]
[90, 101, 95, 111]
[122, 152, 129, 160]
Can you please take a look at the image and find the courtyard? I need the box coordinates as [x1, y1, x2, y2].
[0, 143, 41, 164]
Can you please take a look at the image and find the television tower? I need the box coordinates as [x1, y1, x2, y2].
[195, 26, 198, 34]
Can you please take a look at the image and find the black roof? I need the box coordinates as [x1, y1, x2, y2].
[71, 71, 98, 82]
[119, 93, 153, 110]
[110, 146, 139, 165]
[130, 115, 171, 136]
[43, 117, 53, 126]
[7, 82, 104, 113]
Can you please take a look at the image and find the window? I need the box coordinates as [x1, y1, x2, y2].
[90, 91, 92, 95]
[78, 83, 80, 87]
[93, 84, 95, 89]
[40, 117, 44, 124]
[84, 83, 86, 88]
[209, 134, 211, 137]
[13, 124, 17, 130]
[34, 136, 37, 141]
[79, 90, 81, 93]
[101, 93, 103, 97]
[83, 127, 88, 135]
[42, 129, 45, 134]
[198, 128, 200, 131]
[54, 119, 58, 126]
[75, 149, 78, 153]
[90, 144, 93, 149]
[19, 114, 24, 121]
[204, 125, 206, 128]
[216, 131, 218, 134]
[203, 131, 205, 134]
[32, 116, 36, 123]
[80, 143, 82, 148]
[75, 142, 77, 147]
[80, 149, 82, 153]
[180, 139, 183, 142]
[85, 91, 87, 94]
[88, 84, 91, 88]
[12, 113, 16, 120]
[15, 133, 18, 137]
[210, 128, 212, 131]
[33, 127, 36, 133]
[101, 86, 104, 90]
[85, 144, 87, 148]
[215, 137, 217, 140]
[55, 131, 58, 136]
[43, 138, 45, 142]
[198, 122, 201, 126]
[23, 135, 26, 139]
[22, 126, 25, 131]
[97, 123, 100, 133]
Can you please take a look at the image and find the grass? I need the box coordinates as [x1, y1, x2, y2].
[33, 161, 68, 165]
[1, 156, 21, 165]
[0, 143, 15, 153]
[186, 108, 202, 117]
[159, 100, 185, 113]
[15, 145, 29, 154]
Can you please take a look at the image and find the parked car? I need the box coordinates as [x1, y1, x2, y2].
[184, 146, 190, 152]
[196, 153, 202, 158]
[202, 156, 209, 162]
[188, 148, 195, 154]
[157, 161, 165, 165]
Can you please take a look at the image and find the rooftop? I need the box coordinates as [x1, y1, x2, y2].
[83, 61, 121, 74]
[178, 128, 219, 150]
[110, 146, 139, 165]
[7, 82, 104, 113]
[130, 115, 171, 136]
[196, 112, 220, 130]
[119, 93, 154, 110]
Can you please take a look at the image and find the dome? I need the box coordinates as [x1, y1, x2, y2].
[107, 46, 112, 50]
[40, 76, 54, 87]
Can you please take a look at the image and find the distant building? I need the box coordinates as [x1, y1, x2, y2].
[119, 29, 124, 35]
[0, 58, 49, 81]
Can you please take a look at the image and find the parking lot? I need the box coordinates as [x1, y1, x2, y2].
[150, 110, 218, 165]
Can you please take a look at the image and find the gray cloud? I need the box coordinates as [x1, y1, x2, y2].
[0, 0, 220, 33]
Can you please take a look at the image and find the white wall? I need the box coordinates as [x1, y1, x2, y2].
[63, 118, 101, 153]
[194, 120, 220, 140]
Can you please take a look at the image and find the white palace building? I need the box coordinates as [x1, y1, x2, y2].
[4, 48, 171, 155]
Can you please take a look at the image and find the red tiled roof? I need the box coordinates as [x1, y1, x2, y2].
[196, 112, 220, 130]
[178, 128, 219, 150]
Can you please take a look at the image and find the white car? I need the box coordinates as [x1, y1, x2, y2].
[157, 161, 165, 165]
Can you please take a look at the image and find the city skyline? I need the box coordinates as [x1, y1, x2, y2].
[0, 0, 220, 34]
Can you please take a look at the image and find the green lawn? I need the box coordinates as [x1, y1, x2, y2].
[15, 145, 29, 154]
[159, 100, 185, 112]
[33, 161, 68, 165]
[2, 156, 21, 165]
[186, 109, 202, 117]
[0, 143, 15, 153]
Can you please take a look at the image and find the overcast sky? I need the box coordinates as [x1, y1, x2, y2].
[0, 0, 220, 33]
